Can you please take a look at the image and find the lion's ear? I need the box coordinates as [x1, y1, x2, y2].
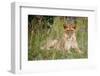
[63, 24, 68, 29]
[73, 25, 76, 29]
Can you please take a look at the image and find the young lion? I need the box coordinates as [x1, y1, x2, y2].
[40, 23, 82, 53]
[63, 24, 82, 53]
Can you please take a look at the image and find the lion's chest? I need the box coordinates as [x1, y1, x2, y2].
[64, 35, 76, 50]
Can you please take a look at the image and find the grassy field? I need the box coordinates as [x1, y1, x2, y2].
[28, 16, 88, 60]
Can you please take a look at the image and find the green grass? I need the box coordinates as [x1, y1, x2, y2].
[28, 17, 88, 60]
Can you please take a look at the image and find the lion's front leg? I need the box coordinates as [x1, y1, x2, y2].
[72, 41, 82, 54]
[64, 42, 72, 53]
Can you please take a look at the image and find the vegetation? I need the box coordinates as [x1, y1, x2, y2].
[28, 15, 88, 60]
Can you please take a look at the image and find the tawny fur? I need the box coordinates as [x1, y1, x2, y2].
[40, 24, 82, 53]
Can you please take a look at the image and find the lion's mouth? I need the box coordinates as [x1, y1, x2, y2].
[65, 31, 74, 40]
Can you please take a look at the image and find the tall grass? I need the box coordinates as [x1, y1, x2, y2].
[28, 16, 88, 60]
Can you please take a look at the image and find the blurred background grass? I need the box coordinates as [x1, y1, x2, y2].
[28, 15, 88, 60]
